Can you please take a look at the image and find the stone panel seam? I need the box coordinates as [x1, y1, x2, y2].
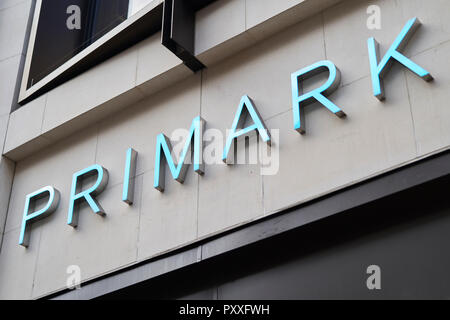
[94, 123, 100, 163]
[0, 53, 23, 65]
[197, 70, 204, 239]
[321, 11, 327, 59]
[403, 70, 419, 157]
[0, 161, 16, 255]
[244, 0, 247, 30]
[134, 174, 144, 263]
[39, 94, 48, 134]
[263, 109, 291, 123]
[134, 46, 139, 88]
[1, 116, 11, 155]
[30, 226, 43, 299]
[341, 75, 370, 89]
[135, 173, 146, 262]
[410, 38, 450, 59]
[261, 162, 266, 215]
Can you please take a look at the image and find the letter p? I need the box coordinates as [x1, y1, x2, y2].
[19, 186, 60, 247]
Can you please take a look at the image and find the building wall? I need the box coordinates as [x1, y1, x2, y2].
[0, 0, 450, 299]
[0, 0, 33, 259]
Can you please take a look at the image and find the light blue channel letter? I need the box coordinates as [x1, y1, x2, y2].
[122, 148, 138, 205]
[19, 186, 60, 247]
[368, 17, 433, 100]
[291, 60, 345, 134]
[222, 95, 271, 164]
[67, 164, 109, 227]
[154, 116, 206, 192]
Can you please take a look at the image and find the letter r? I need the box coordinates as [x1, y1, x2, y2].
[19, 186, 60, 247]
[291, 60, 345, 134]
[67, 164, 109, 227]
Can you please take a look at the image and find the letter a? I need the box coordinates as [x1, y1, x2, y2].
[222, 95, 271, 164]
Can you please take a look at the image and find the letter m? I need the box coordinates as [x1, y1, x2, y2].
[154, 116, 205, 192]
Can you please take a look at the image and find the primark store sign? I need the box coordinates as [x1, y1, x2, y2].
[19, 17, 433, 247]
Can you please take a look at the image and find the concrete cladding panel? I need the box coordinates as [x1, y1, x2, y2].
[1, 0, 449, 299]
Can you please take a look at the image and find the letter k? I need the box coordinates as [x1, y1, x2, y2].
[368, 17, 433, 100]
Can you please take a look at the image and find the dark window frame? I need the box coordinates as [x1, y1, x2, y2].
[18, 0, 217, 107]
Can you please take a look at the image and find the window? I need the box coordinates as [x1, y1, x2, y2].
[19, 0, 215, 106]
[19, 0, 155, 104]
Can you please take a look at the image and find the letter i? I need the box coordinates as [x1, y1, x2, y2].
[123, 148, 138, 205]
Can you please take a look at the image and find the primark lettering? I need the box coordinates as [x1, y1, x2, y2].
[19, 18, 433, 247]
